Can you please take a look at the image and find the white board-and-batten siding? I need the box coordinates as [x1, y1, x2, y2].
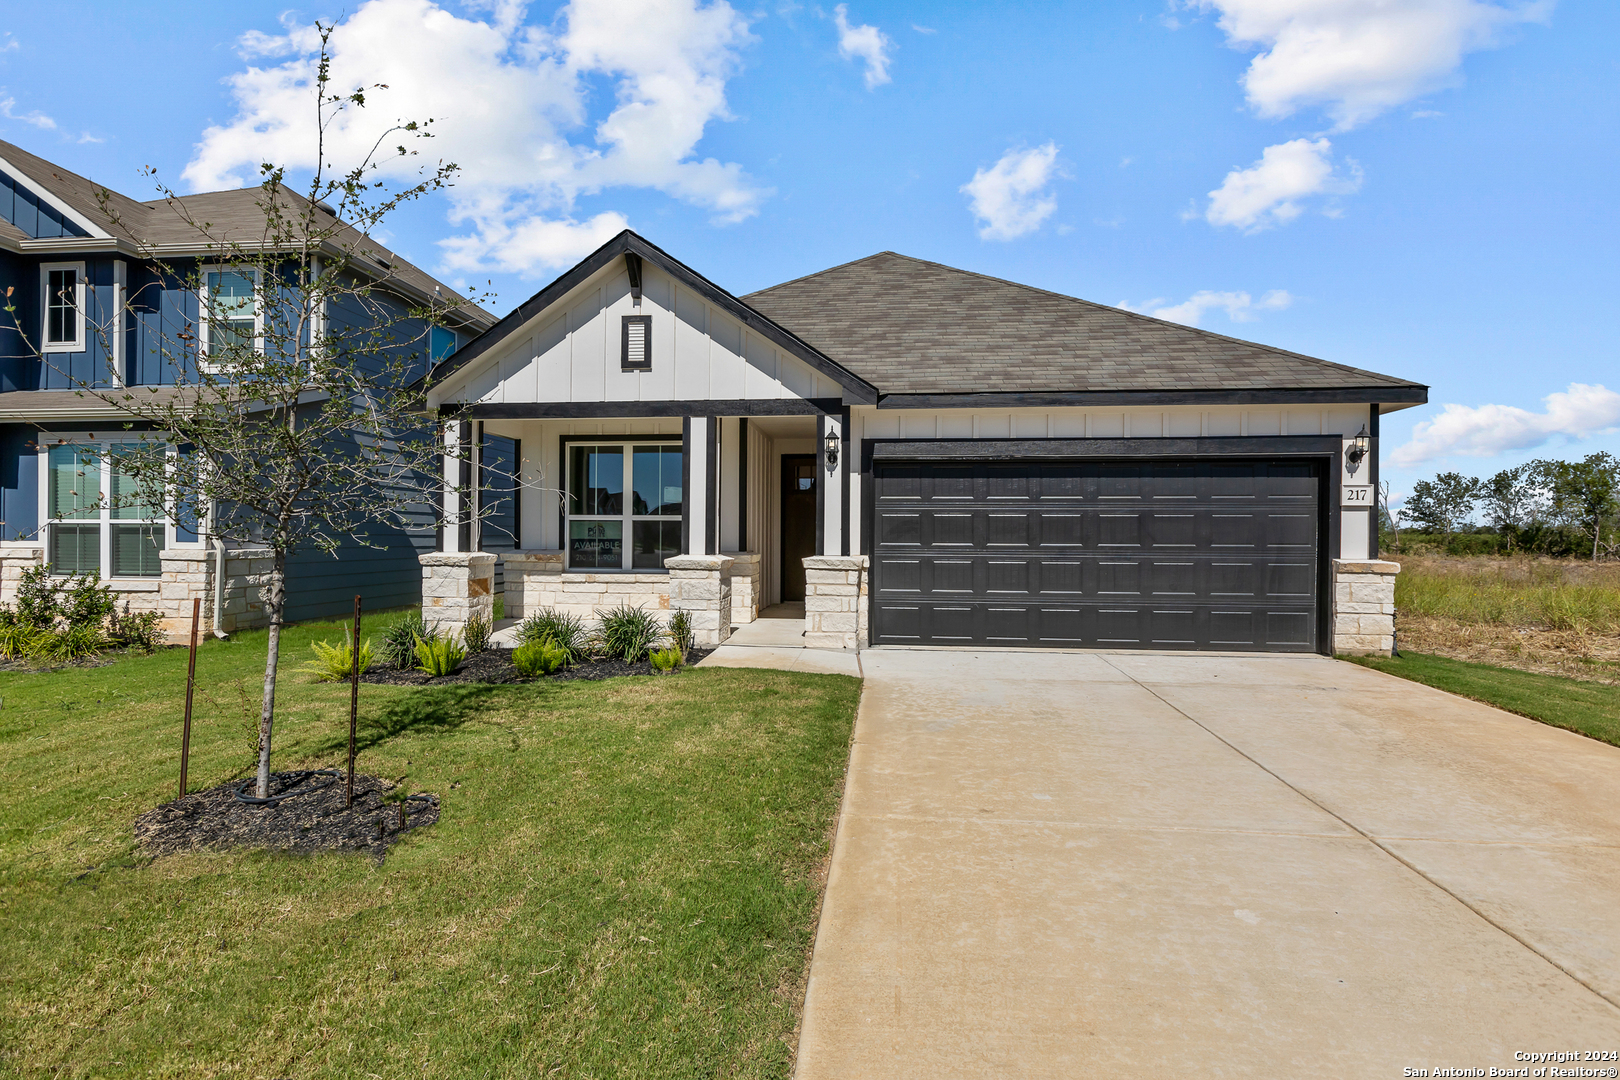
[435, 263, 840, 407]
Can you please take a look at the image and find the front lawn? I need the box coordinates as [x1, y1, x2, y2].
[0, 613, 861, 1078]
[1345, 649, 1620, 748]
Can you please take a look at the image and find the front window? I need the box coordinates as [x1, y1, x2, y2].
[42, 263, 85, 352]
[566, 442, 682, 570]
[46, 443, 167, 578]
[203, 269, 259, 356]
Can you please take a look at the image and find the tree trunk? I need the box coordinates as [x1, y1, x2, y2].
[255, 550, 288, 799]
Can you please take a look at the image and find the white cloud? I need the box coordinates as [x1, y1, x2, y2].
[184, 0, 767, 276]
[911, 24, 937, 35]
[1, 33, 20, 53]
[1191, 0, 1551, 130]
[1203, 137, 1360, 231]
[0, 95, 56, 130]
[1392, 383, 1620, 466]
[833, 5, 893, 89]
[1123, 289, 1292, 327]
[961, 142, 1062, 241]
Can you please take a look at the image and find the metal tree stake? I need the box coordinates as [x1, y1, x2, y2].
[179, 596, 201, 800]
[347, 594, 361, 808]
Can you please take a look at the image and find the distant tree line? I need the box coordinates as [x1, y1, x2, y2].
[1383, 452, 1620, 560]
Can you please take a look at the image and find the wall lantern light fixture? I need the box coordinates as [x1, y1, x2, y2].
[1346, 424, 1371, 475]
[824, 428, 841, 471]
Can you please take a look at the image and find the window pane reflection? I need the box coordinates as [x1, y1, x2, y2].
[568, 446, 624, 515]
[632, 446, 682, 516]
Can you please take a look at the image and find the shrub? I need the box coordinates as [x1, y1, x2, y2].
[668, 609, 693, 657]
[414, 633, 465, 677]
[107, 604, 165, 654]
[493, 594, 505, 621]
[649, 647, 682, 672]
[463, 612, 492, 653]
[381, 612, 435, 669]
[303, 633, 375, 682]
[516, 608, 590, 665]
[29, 623, 106, 663]
[513, 640, 567, 677]
[0, 622, 41, 660]
[595, 603, 662, 662]
[13, 564, 58, 630]
[61, 572, 117, 632]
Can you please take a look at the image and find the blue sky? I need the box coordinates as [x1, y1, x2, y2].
[3, 0, 1616, 507]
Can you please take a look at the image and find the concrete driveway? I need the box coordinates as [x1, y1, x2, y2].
[795, 650, 1620, 1078]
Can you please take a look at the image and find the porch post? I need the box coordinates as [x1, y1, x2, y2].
[440, 418, 462, 554]
[683, 416, 717, 555]
[817, 412, 845, 557]
[419, 417, 495, 638]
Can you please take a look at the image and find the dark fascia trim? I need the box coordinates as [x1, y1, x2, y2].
[868, 435, 1343, 461]
[417, 230, 879, 404]
[446, 398, 844, 420]
[875, 386, 1429, 410]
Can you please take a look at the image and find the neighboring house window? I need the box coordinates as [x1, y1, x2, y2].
[41, 262, 85, 352]
[430, 325, 457, 362]
[565, 441, 682, 570]
[44, 443, 167, 578]
[202, 268, 259, 356]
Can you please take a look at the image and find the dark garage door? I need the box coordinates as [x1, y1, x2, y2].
[869, 459, 1323, 652]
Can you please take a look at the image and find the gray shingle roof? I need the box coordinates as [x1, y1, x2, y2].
[744, 252, 1423, 399]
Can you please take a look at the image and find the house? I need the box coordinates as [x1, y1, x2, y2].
[0, 139, 499, 635]
[418, 231, 1425, 656]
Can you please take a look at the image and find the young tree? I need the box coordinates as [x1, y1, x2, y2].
[1535, 453, 1620, 561]
[1403, 472, 1483, 550]
[4, 27, 488, 797]
[1479, 464, 1543, 551]
[1377, 480, 1402, 553]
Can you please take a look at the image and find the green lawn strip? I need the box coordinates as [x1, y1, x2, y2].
[0, 614, 861, 1078]
[1344, 650, 1620, 748]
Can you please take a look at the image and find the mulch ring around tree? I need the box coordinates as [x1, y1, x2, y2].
[359, 647, 714, 686]
[134, 771, 439, 862]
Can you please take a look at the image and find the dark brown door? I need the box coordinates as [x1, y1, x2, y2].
[781, 454, 817, 601]
[869, 458, 1324, 652]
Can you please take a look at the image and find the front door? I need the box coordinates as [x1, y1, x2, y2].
[781, 454, 817, 601]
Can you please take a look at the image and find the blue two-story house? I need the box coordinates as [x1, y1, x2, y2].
[0, 138, 507, 634]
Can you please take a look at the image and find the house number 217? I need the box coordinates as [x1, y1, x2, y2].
[1342, 485, 1372, 506]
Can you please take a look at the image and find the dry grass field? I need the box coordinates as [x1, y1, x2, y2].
[1392, 554, 1620, 685]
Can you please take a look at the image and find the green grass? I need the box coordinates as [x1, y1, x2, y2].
[1395, 556, 1620, 632]
[1346, 650, 1620, 747]
[0, 611, 861, 1078]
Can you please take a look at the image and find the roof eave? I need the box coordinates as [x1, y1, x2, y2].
[418, 230, 879, 405]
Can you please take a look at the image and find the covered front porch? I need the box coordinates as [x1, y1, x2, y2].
[424, 408, 866, 650]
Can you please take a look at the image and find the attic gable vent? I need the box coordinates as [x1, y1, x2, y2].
[621, 314, 652, 371]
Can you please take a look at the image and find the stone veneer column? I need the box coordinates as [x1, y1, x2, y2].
[419, 551, 497, 637]
[500, 551, 565, 620]
[157, 546, 274, 643]
[722, 551, 761, 627]
[0, 542, 45, 605]
[803, 555, 868, 650]
[1331, 558, 1400, 656]
[665, 554, 733, 646]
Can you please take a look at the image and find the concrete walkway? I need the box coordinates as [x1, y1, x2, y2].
[699, 603, 862, 677]
[795, 650, 1620, 1077]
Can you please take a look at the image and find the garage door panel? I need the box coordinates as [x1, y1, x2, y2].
[876, 510, 922, 547]
[1098, 514, 1143, 547]
[1037, 560, 1085, 595]
[1147, 513, 1198, 548]
[985, 558, 1032, 595]
[869, 458, 1322, 652]
[1096, 559, 1142, 595]
[1037, 511, 1086, 546]
[928, 513, 974, 547]
[986, 512, 1033, 547]
[1265, 560, 1315, 597]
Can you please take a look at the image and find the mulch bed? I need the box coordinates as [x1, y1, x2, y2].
[360, 647, 714, 686]
[134, 771, 439, 861]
